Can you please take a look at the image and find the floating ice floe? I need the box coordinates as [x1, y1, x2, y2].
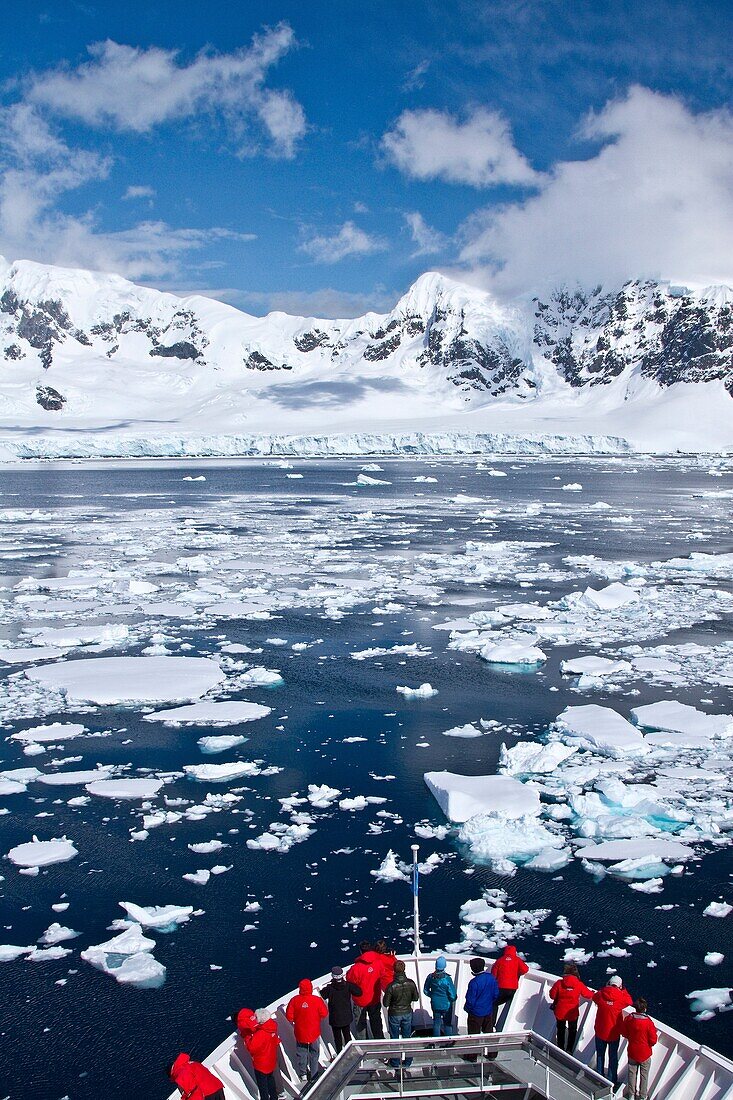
[574, 838, 695, 863]
[39, 923, 80, 945]
[80, 924, 166, 989]
[371, 850, 407, 882]
[26, 656, 224, 705]
[396, 683, 438, 698]
[118, 901, 193, 930]
[580, 582, 640, 610]
[7, 836, 78, 868]
[197, 735, 248, 754]
[0, 647, 68, 664]
[184, 761, 275, 783]
[356, 474, 389, 486]
[235, 667, 283, 687]
[704, 952, 725, 966]
[686, 987, 732, 1021]
[188, 840, 227, 854]
[703, 901, 732, 918]
[479, 638, 547, 665]
[561, 656, 630, 677]
[425, 771, 539, 824]
[499, 741, 577, 775]
[441, 723, 486, 739]
[631, 701, 733, 740]
[554, 705, 649, 758]
[86, 778, 164, 799]
[10, 722, 87, 743]
[144, 701, 271, 726]
[0, 944, 35, 961]
[38, 766, 115, 786]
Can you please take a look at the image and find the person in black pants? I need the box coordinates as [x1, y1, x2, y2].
[321, 966, 362, 1054]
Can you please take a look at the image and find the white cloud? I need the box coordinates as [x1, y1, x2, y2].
[27, 25, 306, 158]
[0, 104, 255, 279]
[0, 27, 290, 279]
[300, 221, 388, 264]
[404, 211, 448, 256]
[123, 185, 156, 201]
[458, 86, 733, 294]
[381, 107, 540, 187]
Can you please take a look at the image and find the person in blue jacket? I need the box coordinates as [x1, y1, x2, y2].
[423, 956, 457, 1036]
[463, 957, 500, 1061]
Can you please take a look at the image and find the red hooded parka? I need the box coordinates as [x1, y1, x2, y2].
[286, 980, 329, 1043]
[245, 1019, 281, 1074]
[346, 951, 385, 1007]
[593, 986, 634, 1042]
[491, 945, 529, 991]
[237, 1007, 258, 1041]
[169, 1053, 224, 1099]
[378, 951, 397, 994]
[549, 975, 594, 1021]
[621, 1011, 659, 1063]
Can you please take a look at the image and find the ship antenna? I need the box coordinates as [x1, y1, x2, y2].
[411, 843, 421, 956]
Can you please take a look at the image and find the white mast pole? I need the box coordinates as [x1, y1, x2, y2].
[411, 843, 420, 956]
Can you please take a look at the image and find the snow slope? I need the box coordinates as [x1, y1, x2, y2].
[0, 256, 731, 456]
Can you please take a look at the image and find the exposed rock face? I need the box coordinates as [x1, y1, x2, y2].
[534, 281, 733, 393]
[149, 341, 201, 360]
[244, 350, 292, 371]
[36, 385, 66, 411]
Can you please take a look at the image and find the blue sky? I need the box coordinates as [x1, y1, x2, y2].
[1, 0, 732, 314]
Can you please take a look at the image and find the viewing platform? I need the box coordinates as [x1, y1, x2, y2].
[168, 954, 733, 1100]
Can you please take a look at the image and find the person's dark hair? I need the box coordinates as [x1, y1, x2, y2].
[394, 959, 406, 974]
[564, 963, 579, 977]
[635, 997, 648, 1013]
[470, 957, 485, 974]
[375, 939, 390, 953]
[358, 939, 372, 953]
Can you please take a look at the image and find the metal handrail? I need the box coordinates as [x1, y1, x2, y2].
[303, 1031, 615, 1100]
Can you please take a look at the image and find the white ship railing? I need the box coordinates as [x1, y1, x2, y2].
[168, 954, 733, 1100]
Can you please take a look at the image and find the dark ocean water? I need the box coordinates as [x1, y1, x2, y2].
[0, 456, 731, 1100]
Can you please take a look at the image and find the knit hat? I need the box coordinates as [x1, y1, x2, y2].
[436, 956, 447, 971]
[609, 975, 623, 988]
[331, 966, 344, 978]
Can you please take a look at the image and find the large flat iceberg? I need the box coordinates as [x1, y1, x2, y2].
[26, 656, 224, 705]
[424, 771, 539, 824]
[631, 701, 733, 740]
[144, 700, 271, 726]
[554, 704, 649, 758]
[7, 836, 78, 867]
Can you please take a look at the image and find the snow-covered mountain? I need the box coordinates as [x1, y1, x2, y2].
[0, 256, 731, 457]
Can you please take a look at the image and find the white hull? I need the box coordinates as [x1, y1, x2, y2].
[168, 954, 733, 1100]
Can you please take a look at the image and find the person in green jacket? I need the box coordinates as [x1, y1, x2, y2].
[423, 956, 457, 1037]
[383, 960, 419, 1067]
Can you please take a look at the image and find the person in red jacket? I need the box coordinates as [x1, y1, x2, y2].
[244, 1009, 281, 1100]
[620, 998, 658, 1100]
[491, 944, 529, 1029]
[549, 963, 594, 1053]
[376, 939, 397, 995]
[168, 1052, 225, 1100]
[346, 940, 385, 1038]
[592, 975, 633, 1086]
[286, 978, 329, 1083]
[236, 1007, 258, 1041]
